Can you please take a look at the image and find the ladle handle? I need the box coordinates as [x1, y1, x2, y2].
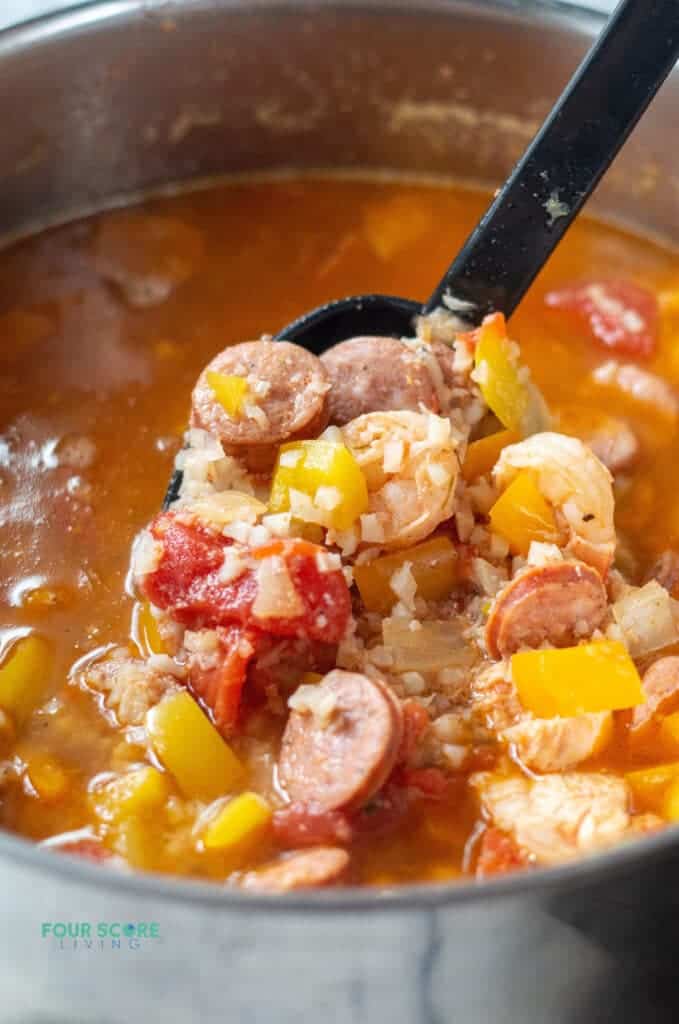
[424, 0, 679, 322]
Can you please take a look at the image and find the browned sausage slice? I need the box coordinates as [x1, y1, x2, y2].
[630, 656, 679, 743]
[191, 340, 330, 472]
[321, 336, 440, 425]
[278, 670, 403, 812]
[240, 846, 349, 892]
[485, 561, 608, 659]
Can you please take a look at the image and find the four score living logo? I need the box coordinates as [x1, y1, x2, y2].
[41, 920, 161, 952]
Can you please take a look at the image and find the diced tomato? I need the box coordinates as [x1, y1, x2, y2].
[140, 515, 351, 644]
[52, 837, 112, 863]
[144, 513, 226, 608]
[250, 538, 351, 643]
[187, 624, 258, 733]
[475, 827, 529, 879]
[400, 766, 450, 799]
[397, 700, 431, 764]
[545, 279, 659, 358]
[272, 801, 352, 847]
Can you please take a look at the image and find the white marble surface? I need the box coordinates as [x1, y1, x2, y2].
[0, 0, 617, 32]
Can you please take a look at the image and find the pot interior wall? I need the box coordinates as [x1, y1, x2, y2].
[0, 0, 677, 245]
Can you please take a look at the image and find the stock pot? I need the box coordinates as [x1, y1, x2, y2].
[0, 2, 678, 1021]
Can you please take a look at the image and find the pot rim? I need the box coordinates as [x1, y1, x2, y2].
[3, 0, 677, 913]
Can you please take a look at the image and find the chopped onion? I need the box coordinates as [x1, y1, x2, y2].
[612, 580, 678, 658]
[179, 490, 266, 529]
[288, 683, 337, 727]
[252, 555, 304, 620]
[382, 619, 476, 672]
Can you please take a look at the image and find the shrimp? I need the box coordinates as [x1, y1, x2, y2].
[501, 713, 612, 773]
[471, 771, 632, 865]
[493, 432, 615, 574]
[471, 661, 613, 772]
[341, 410, 459, 549]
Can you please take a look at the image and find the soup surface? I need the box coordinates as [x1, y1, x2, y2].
[0, 177, 678, 888]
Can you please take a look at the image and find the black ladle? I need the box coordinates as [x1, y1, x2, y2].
[165, 0, 679, 507]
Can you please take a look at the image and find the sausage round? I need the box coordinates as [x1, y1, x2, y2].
[485, 560, 609, 659]
[191, 340, 330, 472]
[240, 846, 349, 892]
[278, 670, 404, 812]
[630, 656, 679, 741]
[320, 336, 440, 425]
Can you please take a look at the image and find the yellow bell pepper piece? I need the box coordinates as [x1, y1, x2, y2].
[626, 762, 679, 813]
[207, 371, 249, 418]
[461, 429, 521, 482]
[354, 536, 461, 614]
[0, 634, 52, 727]
[660, 711, 679, 752]
[146, 691, 244, 801]
[89, 766, 170, 823]
[664, 778, 679, 821]
[135, 601, 165, 656]
[269, 440, 368, 531]
[203, 791, 272, 852]
[489, 469, 559, 555]
[24, 752, 70, 802]
[473, 313, 548, 435]
[659, 289, 679, 315]
[512, 640, 645, 718]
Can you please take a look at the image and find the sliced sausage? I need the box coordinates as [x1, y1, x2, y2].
[278, 670, 404, 812]
[240, 846, 349, 892]
[191, 340, 330, 472]
[629, 656, 679, 744]
[321, 336, 439, 425]
[485, 560, 608, 659]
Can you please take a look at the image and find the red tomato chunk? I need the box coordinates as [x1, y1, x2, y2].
[545, 279, 659, 358]
[475, 828, 529, 879]
[140, 515, 351, 643]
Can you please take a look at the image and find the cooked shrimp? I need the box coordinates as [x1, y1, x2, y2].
[471, 771, 632, 864]
[501, 713, 612, 773]
[342, 410, 460, 549]
[493, 432, 615, 574]
[471, 662, 613, 772]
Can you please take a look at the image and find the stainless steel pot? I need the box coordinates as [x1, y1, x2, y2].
[1, 3, 678, 1021]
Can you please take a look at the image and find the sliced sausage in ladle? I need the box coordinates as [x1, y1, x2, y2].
[321, 336, 440, 425]
[191, 340, 330, 473]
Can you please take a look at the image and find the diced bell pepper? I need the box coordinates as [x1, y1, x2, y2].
[473, 313, 548, 435]
[203, 791, 272, 853]
[135, 601, 166, 656]
[269, 440, 368, 531]
[489, 469, 559, 556]
[207, 371, 249, 418]
[461, 429, 520, 482]
[89, 766, 170, 824]
[512, 640, 645, 718]
[146, 691, 244, 801]
[0, 634, 53, 728]
[626, 762, 679, 813]
[24, 751, 70, 802]
[354, 536, 461, 614]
